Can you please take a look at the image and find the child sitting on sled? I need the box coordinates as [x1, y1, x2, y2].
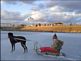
[51, 34, 64, 55]
[35, 34, 64, 56]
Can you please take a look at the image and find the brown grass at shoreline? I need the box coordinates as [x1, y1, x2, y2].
[21, 25, 81, 33]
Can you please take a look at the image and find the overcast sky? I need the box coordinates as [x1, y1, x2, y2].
[1, 0, 81, 24]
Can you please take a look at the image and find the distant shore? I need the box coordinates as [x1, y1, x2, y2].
[1, 25, 81, 33]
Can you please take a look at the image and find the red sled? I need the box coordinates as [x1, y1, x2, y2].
[36, 47, 60, 55]
[39, 47, 59, 54]
[34, 42, 65, 56]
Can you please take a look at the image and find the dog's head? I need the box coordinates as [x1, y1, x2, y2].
[8, 32, 13, 38]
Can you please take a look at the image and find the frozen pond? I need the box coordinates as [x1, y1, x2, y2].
[1, 31, 81, 60]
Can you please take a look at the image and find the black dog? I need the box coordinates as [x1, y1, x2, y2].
[8, 32, 28, 53]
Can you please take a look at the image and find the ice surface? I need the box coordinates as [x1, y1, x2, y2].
[1, 31, 81, 60]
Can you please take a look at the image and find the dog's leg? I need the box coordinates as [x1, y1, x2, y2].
[11, 43, 15, 52]
[24, 42, 28, 52]
[13, 44, 15, 51]
[22, 42, 28, 53]
[24, 45, 28, 53]
[11, 44, 14, 52]
[21, 42, 26, 53]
